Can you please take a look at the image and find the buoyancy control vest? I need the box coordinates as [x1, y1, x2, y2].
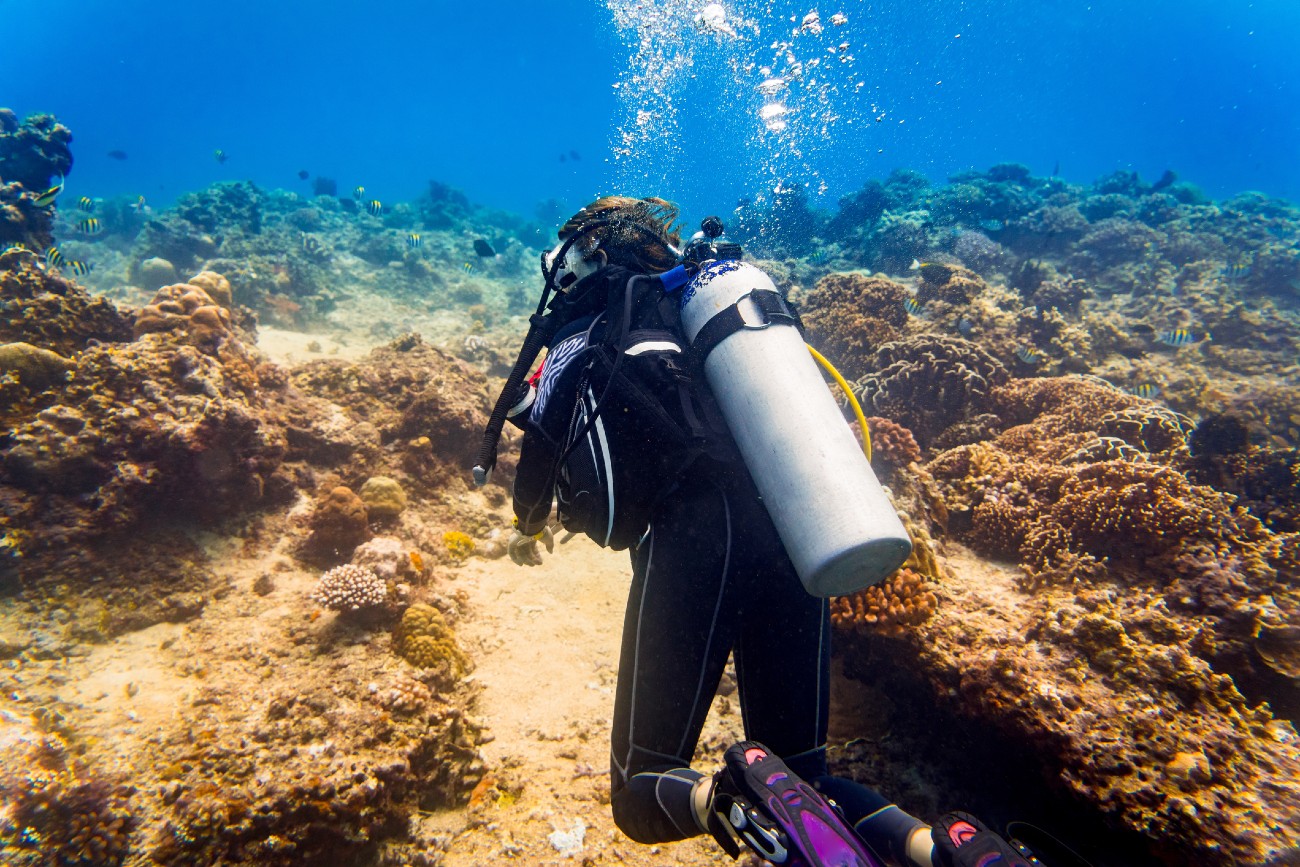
[513, 266, 735, 551]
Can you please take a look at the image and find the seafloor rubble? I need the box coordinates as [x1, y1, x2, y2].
[1, 109, 1298, 865]
[0, 263, 501, 865]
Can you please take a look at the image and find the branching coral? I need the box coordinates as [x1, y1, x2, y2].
[311, 564, 388, 612]
[853, 335, 1008, 448]
[831, 568, 938, 638]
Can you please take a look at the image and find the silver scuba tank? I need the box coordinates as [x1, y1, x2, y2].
[677, 259, 912, 597]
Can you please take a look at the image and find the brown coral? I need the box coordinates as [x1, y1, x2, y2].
[0, 257, 133, 355]
[914, 262, 987, 305]
[800, 273, 909, 380]
[853, 335, 1009, 448]
[302, 486, 371, 563]
[133, 281, 232, 345]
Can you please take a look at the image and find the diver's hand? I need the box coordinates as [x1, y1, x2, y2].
[507, 525, 555, 566]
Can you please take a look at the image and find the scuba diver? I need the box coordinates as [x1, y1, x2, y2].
[474, 196, 1061, 867]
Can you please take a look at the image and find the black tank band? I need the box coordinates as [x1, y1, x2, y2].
[689, 288, 802, 366]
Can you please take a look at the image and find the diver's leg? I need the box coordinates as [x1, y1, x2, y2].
[730, 489, 832, 769]
[608, 477, 742, 843]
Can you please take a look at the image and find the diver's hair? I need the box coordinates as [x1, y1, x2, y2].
[558, 196, 682, 273]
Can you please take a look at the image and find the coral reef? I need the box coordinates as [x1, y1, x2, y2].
[311, 563, 388, 612]
[0, 109, 74, 191]
[853, 335, 1009, 449]
[800, 273, 909, 380]
[290, 334, 497, 489]
[0, 709, 136, 867]
[0, 257, 133, 355]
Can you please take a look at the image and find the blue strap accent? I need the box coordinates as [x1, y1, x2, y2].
[658, 265, 690, 294]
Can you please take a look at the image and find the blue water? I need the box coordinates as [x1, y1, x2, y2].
[3, 0, 1298, 221]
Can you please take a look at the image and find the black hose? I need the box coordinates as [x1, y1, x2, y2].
[472, 311, 558, 486]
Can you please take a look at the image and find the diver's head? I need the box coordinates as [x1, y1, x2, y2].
[544, 196, 683, 291]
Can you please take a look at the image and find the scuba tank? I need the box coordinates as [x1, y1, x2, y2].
[676, 224, 911, 597]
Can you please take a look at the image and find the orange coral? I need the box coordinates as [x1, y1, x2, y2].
[857, 416, 921, 472]
[831, 568, 938, 638]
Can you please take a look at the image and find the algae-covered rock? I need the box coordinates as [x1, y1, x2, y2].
[0, 342, 73, 390]
[138, 257, 177, 292]
[358, 475, 407, 520]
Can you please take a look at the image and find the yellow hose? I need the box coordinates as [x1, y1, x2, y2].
[807, 344, 872, 462]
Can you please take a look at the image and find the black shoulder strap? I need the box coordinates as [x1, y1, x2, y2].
[688, 288, 802, 368]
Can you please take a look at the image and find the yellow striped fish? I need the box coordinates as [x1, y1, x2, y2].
[69, 260, 94, 276]
[77, 196, 95, 212]
[366, 200, 383, 216]
[353, 185, 365, 200]
[32, 174, 65, 207]
[1130, 383, 1160, 399]
[904, 297, 925, 317]
[407, 232, 422, 249]
[1157, 328, 1209, 347]
[1015, 345, 1040, 364]
[76, 217, 103, 235]
[462, 262, 474, 274]
[45, 246, 65, 267]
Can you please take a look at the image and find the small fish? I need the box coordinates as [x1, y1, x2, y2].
[213, 149, 228, 163]
[407, 232, 422, 249]
[77, 196, 95, 212]
[569, 149, 581, 161]
[44, 246, 65, 267]
[904, 297, 925, 317]
[133, 195, 147, 212]
[297, 169, 310, 181]
[353, 185, 365, 200]
[1157, 328, 1210, 347]
[69, 260, 94, 276]
[1, 242, 29, 254]
[76, 217, 103, 235]
[807, 248, 829, 265]
[366, 199, 383, 216]
[301, 234, 322, 254]
[32, 174, 65, 207]
[978, 218, 1004, 232]
[957, 316, 974, 336]
[909, 258, 924, 270]
[462, 262, 475, 274]
[1131, 383, 1160, 399]
[1223, 262, 1251, 281]
[1015, 345, 1040, 364]
[106, 149, 128, 160]
[473, 238, 496, 257]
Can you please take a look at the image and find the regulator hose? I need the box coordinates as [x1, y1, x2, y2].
[807, 344, 872, 462]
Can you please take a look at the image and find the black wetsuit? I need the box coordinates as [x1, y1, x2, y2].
[510, 267, 910, 856]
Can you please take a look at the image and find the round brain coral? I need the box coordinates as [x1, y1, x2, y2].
[394, 603, 469, 680]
